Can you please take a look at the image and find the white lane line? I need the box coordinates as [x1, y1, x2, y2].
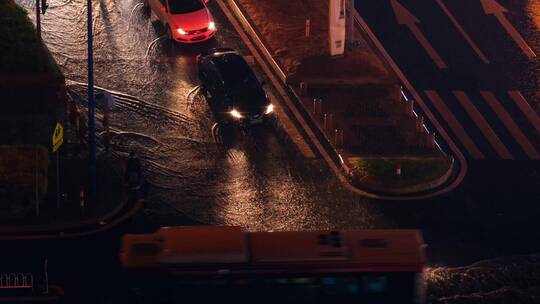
[425, 91, 485, 159]
[391, 0, 448, 69]
[453, 91, 513, 159]
[436, 0, 489, 64]
[481, 91, 540, 159]
[480, 0, 536, 59]
[508, 91, 540, 134]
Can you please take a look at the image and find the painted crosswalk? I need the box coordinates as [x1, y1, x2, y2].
[453, 91, 513, 159]
[480, 91, 540, 159]
[424, 90, 539, 160]
[425, 90, 485, 159]
[509, 91, 540, 134]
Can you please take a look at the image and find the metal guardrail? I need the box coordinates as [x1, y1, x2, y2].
[352, 10, 446, 156]
[225, 0, 287, 83]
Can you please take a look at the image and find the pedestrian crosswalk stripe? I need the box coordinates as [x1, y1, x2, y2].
[425, 90, 484, 159]
[481, 91, 540, 159]
[508, 91, 540, 134]
[453, 91, 513, 159]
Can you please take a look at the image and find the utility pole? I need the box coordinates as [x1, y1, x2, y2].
[35, 0, 41, 40]
[87, 0, 97, 202]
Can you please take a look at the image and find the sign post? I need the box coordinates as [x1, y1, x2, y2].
[88, 0, 97, 204]
[36, 0, 41, 40]
[52, 122, 63, 209]
[35, 146, 39, 217]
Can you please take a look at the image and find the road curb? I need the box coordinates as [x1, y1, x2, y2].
[216, 0, 464, 200]
[0, 154, 138, 239]
[0, 199, 143, 241]
[0, 186, 128, 235]
[349, 156, 455, 194]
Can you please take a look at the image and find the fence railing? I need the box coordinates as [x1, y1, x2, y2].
[0, 273, 34, 290]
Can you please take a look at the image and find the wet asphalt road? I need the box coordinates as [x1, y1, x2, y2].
[9, 0, 540, 302]
[19, 0, 379, 231]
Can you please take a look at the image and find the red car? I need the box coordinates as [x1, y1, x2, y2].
[147, 0, 216, 43]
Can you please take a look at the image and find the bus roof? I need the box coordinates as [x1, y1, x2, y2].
[157, 226, 248, 264]
[249, 230, 425, 268]
[151, 227, 424, 270]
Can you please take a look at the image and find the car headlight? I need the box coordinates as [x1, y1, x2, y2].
[265, 103, 274, 115]
[208, 21, 216, 31]
[230, 109, 243, 119]
[177, 28, 187, 35]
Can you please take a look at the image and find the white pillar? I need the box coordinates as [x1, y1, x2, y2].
[329, 0, 346, 56]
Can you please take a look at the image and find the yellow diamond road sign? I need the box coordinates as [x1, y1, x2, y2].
[52, 122, 63, 152]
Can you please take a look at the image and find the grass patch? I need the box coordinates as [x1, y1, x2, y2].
[0, 0, 49, 73]
[350, 157, 452, 189]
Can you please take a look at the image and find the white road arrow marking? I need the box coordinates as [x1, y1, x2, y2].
[437, 0, 489, 64]
[390, 0, 448, 69]
[480, 0, 536, 59]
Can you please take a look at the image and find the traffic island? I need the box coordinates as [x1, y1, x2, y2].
[348, 156, 453, 194]
[221, 0, 455, 198]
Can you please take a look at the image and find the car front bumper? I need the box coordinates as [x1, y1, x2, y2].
[173, 29, 216, 43]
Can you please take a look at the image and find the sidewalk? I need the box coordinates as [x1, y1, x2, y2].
[221, 0, 455, 196]
[0, 107, 137, 239]
[0, 154, 131, 237]
[0, 0, 140, 238]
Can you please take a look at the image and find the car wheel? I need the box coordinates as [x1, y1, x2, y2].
[166, 26, 173, 41]
[263, 115, 276, 128]
[203, 87, 212, 99]
[142, 1, 151, 18]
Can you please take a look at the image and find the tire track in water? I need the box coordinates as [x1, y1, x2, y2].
[67, 82, 195, 125]
[67, 84, 218, 195]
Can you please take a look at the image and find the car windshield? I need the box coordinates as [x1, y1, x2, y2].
[214, 55, 266, 108]
[168, 0, 205, 14]
[216, 56, 260, 90]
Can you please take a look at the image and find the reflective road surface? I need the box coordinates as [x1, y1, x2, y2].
[11, 0, 540, 302]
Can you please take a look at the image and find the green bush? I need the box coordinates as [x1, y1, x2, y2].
[0, 0, 43, 73]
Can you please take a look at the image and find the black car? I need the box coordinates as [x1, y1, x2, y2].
[197, 48, 274, 125]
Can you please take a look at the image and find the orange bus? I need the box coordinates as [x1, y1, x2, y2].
[120, 226, 426, 303]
